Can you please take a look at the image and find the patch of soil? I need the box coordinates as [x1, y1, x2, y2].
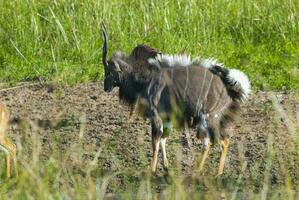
[1, 82, 298, 190]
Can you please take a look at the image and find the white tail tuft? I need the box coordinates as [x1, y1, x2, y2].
[199, 58, 224, 69]
[227, 69, 251, 101]
[148, 54, 192, 68]
[149, 55, 225, 70]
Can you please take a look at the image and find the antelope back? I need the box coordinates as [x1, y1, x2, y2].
[129, 45, 161, 82]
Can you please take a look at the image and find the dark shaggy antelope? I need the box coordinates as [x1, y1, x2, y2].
[101, 26, 250, 175]
[102, 24, 161, 117]
[0, 102, 17, 178]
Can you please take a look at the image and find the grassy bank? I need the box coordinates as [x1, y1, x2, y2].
[0, 0, 298, 89]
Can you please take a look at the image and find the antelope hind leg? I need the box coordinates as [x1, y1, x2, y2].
[217, 138, 229, 176]
[150, 113, 163, 173]
[160, 120, 172, 170]
[198, 138, 211, 173]
[151, 136, 161, 173]
[197, 112, 211, 173]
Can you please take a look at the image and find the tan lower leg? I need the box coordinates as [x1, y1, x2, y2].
[160, 138, 169, 169]
[218, 138, 230, 175]
[151, 139, 161, 172]
[198, 144, 211, 172]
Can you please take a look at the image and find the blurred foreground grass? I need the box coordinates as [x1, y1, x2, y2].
[0, 91, 298, 199]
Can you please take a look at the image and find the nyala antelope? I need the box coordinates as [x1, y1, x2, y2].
[101, 24, 250, 175]
[0, 102, 17, 178]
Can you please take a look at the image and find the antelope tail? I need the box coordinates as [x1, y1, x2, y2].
[212, 65, 250, 102]
[200, 58, 251, 102]
[201, 59, 251, 130]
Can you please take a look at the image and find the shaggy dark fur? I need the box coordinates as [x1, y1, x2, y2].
[103, 44, 160, 111]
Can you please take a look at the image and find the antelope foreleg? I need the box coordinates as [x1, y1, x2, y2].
[150, 111, 163, 173]
[160, 137, 169, 170]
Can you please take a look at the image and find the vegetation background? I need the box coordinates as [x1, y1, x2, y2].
[0, 0, 298, 199]
[1, 0, 298, 89]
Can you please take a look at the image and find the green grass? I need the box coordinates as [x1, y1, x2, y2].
[0, 0, 298, 89]
[0, 1, 299, 199]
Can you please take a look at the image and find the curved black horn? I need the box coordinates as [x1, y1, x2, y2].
[101, 22, 108, 69]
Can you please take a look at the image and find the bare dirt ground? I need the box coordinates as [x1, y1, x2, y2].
[1, 82, 298, 193]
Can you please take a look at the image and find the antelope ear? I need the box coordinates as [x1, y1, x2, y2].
[113, 61, 121, 72]
[147, 58, 161, 70]
[117, 60, 130, 72]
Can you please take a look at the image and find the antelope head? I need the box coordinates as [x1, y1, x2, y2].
[101, 24, 131, 92]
